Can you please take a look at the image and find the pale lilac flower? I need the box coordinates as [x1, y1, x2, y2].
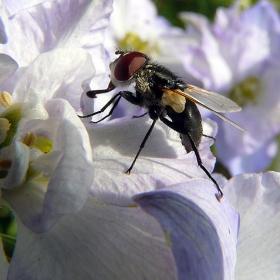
[224, 171, 280, 279]
[178, 1, 280, 175]
[0, 48, 96, 278]
[0, 0, 240, 279]
[3, 114, 239, 279]
[0, 0, 110, 277]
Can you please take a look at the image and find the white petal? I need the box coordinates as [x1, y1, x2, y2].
[7, 196, 176, 280]
[21, 90, 49, 121]
[88, 116, 217, 205]
[0, 140, 29, 189]
[224, 172, 280, 279]
[13, 48, 95, 110]
[0, 0, 113, 67]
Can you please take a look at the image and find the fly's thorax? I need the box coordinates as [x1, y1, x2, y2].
[133, 68, 164, 107]
[134, 69, 153, 93]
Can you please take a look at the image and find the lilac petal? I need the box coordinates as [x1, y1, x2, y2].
[179, 2, 280, 175]
[7, 197, 176, 280]
[179, 12, 232, 92]
[88, 116, 217, 205]
[4, 100, 94, 232]
[0, 54, 18, 84]
[134, 179, 239, 280]
[40, 100, 94, 225]
[215, 61, 280, 175]
[217, 129, 277, 175]
[212, 1, 280, 81]
[224, 172, 280, 279]
[0, 4, 8, 44]
[240, 0, 280, 59]
[3, 0, 45, 17]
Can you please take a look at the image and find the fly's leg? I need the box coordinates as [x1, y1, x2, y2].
[125, 118, 158, 174]
[159, 116, 223, 201]
[132, 112, 148, 119]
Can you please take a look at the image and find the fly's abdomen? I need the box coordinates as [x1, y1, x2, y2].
[167, 99, 203, 152]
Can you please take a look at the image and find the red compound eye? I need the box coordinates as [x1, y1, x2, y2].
[113, 52, 147, 82]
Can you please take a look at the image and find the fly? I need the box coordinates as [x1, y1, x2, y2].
[79, 50, 245, 201]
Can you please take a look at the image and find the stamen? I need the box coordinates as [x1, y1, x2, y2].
[23, 131, 37, 147]
[229, 77, 260, 107]
[0, 92, 12, 107]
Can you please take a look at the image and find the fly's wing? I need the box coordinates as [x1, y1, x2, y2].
[182, 84, 241, 112]
[159, 84, 246, 132]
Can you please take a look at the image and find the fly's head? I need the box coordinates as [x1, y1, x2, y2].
[109, 50, 149, 88]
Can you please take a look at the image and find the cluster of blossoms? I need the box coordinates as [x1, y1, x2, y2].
[0, 0, 279, 279]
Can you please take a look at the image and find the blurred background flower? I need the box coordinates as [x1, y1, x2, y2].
[177, 1, 280, 176]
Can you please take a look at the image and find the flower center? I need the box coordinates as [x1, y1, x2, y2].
[0, 92, 53, 181]
[228, 77, 261, 107]
[118, 32, 159, 55]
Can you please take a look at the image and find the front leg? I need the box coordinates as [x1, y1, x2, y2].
[92, 90, 144, 123]
[120, 90, 143, 106]
[79, 90, 143, 122]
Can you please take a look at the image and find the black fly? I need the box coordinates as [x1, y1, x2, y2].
[79, 50, 244, 201]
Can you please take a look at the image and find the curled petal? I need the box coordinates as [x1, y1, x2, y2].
[134, 179, 239, 280]
[0, 140, 29, 189]
[4, 100, 94, 232]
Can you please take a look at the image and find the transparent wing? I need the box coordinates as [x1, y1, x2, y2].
[159, 85, 246, 132]
[178, 84, 241, 113]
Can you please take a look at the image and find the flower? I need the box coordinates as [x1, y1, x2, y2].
[224, 171, 280, 279]
[104, 0, 183, 59]
[1, 70, 240, 279]
[0, 47, 96, 278]
[0, 1, 240, 279]
[178, 1, 280, 175]
[0, 0, 111, 277]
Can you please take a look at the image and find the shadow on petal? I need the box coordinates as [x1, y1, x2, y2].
[134, 188, 236, 280]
